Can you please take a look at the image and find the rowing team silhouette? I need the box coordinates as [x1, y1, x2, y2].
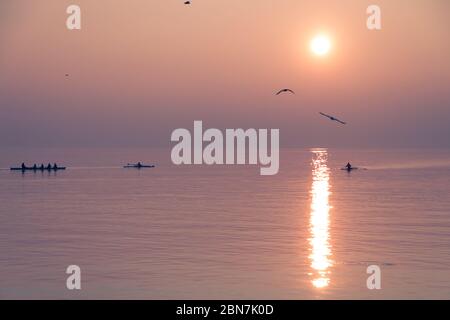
[20, 163, 63, 171]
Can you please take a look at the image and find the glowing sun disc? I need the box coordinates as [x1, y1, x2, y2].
[310, 35, 331, 56]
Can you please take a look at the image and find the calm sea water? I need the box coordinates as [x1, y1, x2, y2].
[0, 147, 450, 299]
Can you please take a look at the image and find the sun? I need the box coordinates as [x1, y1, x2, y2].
[310, 35, 331, 56]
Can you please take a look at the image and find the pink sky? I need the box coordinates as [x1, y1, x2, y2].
[0, 0, 449, 147]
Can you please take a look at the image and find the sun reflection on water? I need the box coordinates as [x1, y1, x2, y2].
[309, 149, 333, 288]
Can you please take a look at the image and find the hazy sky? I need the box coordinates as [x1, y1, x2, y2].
[0, 0, 449, 148]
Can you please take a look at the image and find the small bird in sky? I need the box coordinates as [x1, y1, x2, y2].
[184, 1, 191, 4]
[275, 88, 295, 95]
[319, 112, 346, 125]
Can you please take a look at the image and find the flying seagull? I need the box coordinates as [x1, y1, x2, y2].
[319, 112, 346, 125]
[275, 88, 295, 95]
[184, 1, 191, 4]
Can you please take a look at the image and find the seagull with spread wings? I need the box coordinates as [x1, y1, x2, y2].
[319, 112, 346, 125]
[275, 88, 295, 95]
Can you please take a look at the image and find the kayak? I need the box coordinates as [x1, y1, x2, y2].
[341, 167, 366, 171]
[341, 167, 358, 171]
[10, 167, 66, 171]
[123, 164, 155, 169]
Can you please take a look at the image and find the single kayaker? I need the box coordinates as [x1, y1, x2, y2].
[21, 163, 26, 170]
[53, 163, 58, 170]
[33, 164, 37, 170]
[40, 164, 44, 170]
[47, 163, 52, 170]
[137, 162, 142, 168]
[345, 162, 352, 170]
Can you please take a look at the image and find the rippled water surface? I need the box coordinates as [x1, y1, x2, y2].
[1, 148, 450, 299]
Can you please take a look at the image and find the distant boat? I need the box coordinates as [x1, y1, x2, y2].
[10, 166, 66, 171]
[341, 167, 367, 172]
[123, 163, 155, 169]
[341, 167, 358, 172]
